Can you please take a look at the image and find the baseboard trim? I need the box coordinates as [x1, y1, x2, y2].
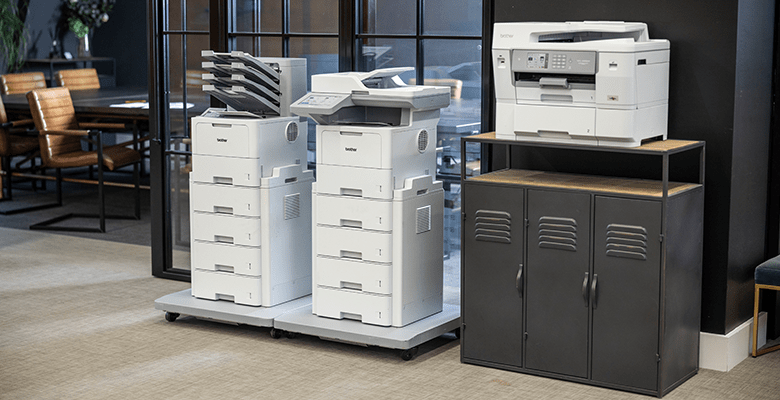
[699, 312, 767, 372]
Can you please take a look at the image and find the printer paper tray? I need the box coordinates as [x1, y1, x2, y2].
[514, 104, 596, 138]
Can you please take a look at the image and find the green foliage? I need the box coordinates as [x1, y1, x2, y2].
[62, 0, 115, 36]
[0, 0, 28, 72]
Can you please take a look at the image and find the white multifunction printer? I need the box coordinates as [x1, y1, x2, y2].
[290, 67, 451, 327]
[493, 21, 670, 147]
[189, 50, 313, 307]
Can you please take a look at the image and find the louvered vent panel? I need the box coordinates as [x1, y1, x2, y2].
[284, 193, 300, 220]
[605, 223, 648, 260]
[537, 216, 577, 252]
[475, 210, 511, 244]
[416, 205, 431, 234]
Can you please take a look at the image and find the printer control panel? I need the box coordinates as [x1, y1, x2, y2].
[512, 50, 597, 75]
[297, 93, 350, 107]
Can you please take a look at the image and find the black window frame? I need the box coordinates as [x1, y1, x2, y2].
[149, 0, 493, 280]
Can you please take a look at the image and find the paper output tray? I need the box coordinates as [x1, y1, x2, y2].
[203, 85, 281, 115]
[203, 73, 280, 106]
[202, 50, 280, 83]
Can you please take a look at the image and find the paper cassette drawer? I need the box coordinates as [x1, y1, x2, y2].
[315, 225, 392, 264]
[315, 256, 392, 295]
[314, 192, 392, 231]
[190, 183, 262, 217]
[191, 212, 262, 247]
[192, 269, 263, 306]
[191, 240, 262, 276]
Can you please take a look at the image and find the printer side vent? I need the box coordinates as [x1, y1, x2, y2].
[416, 205, 432, 234]
[538, 216, 577, 252]
[605, 223, 648, 261]
[284, 193, 301, 220]
[474, 210, 511, 244]
[417, 130, 429, 153]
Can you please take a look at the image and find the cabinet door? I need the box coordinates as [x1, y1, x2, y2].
[525, 189, 591, 378]
[592, 196, 662, 391]
[462, 182, 524, 367]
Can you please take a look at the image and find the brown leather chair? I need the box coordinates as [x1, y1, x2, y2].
[0, 97, 59, 214]
[1, 72, 47, 95]
[55, 68, 101, 90]
[26, 87, 142, 232]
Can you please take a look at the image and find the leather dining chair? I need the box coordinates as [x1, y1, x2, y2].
[0, 96, 59, 214]
[55, 68, 101, 90]
[26, 87, 143, 232]
[1, 72, 47, 95]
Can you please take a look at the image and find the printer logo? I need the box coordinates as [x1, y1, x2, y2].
[345, 147, 358, 152]
[217, 138, 227, 143]
[500, 34, 513, 38]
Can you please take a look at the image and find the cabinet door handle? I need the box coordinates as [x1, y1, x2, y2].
[591, 274, 599, 309]
[516, 264, 523, 298]
[582, 272, 590, 307]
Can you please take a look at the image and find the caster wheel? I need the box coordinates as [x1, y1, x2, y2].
[284, 331, 297, 339]
[270, 328, 283, 339]
[400, 346, 419, 361]
[165, 312, 180, 322]
[452, 328, 461, 339]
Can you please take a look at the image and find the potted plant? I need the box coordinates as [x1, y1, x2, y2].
[60, 0, 115, 58]
[0, 0, 29, 73]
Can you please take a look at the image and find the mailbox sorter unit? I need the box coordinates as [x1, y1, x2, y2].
[291, 68, 451, 327]
[190, 52, 312, 307]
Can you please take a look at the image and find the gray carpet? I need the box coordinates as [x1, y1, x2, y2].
[1, 227, 780, 399]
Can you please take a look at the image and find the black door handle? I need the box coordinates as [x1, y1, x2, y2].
[591, 274, 599, 309]
[582, 272, 590, 307]
[516, 264, 523, 298]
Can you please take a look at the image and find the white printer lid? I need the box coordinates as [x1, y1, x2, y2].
[493, 21, 668, 52]
[295, 67, 451, 115]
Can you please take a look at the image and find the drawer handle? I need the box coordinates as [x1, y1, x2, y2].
[215, 264, 234, 273]
[341, 188, 362, 197]
[214, 206, 233, 214]
[214, 176, 233, 185]
[212, 123, 231, 128]
[340, 250, 362, 260]
[340, 219, 363, 229]
[215, 235, 234, 244]
[341, 282, 362, 291]
[515, 264, 523, 298]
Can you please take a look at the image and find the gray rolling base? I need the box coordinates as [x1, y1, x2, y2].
[273, 303, 461, 360]
[154, 289, 310, 328]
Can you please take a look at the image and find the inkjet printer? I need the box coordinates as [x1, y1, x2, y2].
[493, 21, 670, 147]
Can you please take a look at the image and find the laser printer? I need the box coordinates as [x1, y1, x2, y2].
[189, 50, 313, 307]
[290, 67, 450, 327]
[493, 21, 670, 147]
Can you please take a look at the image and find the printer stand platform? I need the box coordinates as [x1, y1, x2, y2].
[155, 290, 460, 361]
[154, 289, 310, 329]
[272, 303, 460, 361]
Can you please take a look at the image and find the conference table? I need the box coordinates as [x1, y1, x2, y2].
[0, 86, 209, 199]
[2, 86, 209, 120]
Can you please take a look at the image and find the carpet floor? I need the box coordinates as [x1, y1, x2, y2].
[1, 227, 780, 399]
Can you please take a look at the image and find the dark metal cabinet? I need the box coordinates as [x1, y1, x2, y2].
[459, 134, 705, 398]
[591, 196, 662, 391]
[525, 189, 591, 378]
[462, 183, 524, 367]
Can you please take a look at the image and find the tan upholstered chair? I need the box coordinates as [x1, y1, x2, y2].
[55, 68, 101, 90]
[0, 72, 47, 95]
[0, 96, 59, 214]
[26, 87, 142, 232]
